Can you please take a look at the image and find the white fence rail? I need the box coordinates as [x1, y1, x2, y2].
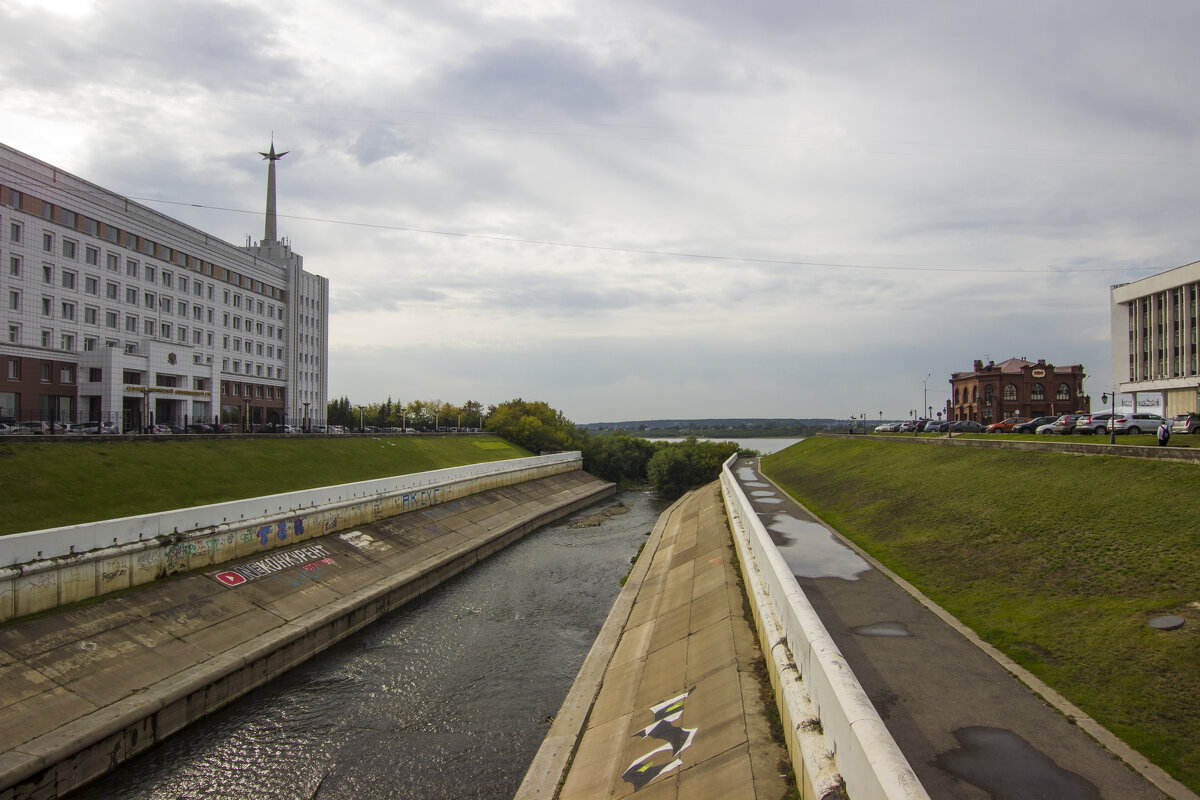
[721, 456, 929, 800]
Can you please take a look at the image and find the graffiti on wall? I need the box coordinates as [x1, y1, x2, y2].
[255, 517, 305, 547]
[621, 687, 697, 791]
[212, 543, 334, 587]
[400, 487, 442, 512]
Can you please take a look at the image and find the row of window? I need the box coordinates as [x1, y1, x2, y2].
[1, 184, 288, 304]
[6, 357, 74, 384]
[953, 383, 1073, 404]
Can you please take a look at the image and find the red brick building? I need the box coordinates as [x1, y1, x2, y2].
[948, 358, 1090, 425]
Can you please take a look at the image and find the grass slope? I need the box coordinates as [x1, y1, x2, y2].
[0, 436, 530, 536]
[763, 437, 1200, 792]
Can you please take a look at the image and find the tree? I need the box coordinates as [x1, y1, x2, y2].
[485, 399, 583, 453]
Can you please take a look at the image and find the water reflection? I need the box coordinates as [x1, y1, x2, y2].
[764, 513, 871, 581]
[75, 491, 666, 800]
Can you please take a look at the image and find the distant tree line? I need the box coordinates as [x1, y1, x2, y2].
[328, 396, 751, 500]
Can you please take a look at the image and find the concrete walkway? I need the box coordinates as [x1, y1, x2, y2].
[0, 470, 612, 799]
[734, 458, 1192, 800]
[518, 485, 791, 800]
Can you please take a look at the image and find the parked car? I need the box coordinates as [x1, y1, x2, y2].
[150, 423, 174, 434]
[1012, 416, 1061, 434]
[12, 421, 49, 435]
[924, 420, 950, 433]
[1106, 413, 1164, 435]
[984, 417, 1030, 433]
[1170, 413, 1200, 434]
[186, 423, 214, 434]
[254, 423, 295, 434]
[1074, 412, 1116, 434]
[0, 422, 13, 435]
[949, 420, 985, 433]
[1044, 414, 1084, 435]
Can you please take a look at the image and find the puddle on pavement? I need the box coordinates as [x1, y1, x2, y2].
[853, 621, 912, 637]
[934, 727, 1100, 800]
[750, 491, 776, 497]
[743, 481, 768, 488]
[756, 498, 783, 504]
[766, 513, 871, 580]
[735, 466, 759, 483]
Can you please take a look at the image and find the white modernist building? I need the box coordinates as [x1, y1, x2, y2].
[0, 141, 327, 431]
[1110, 260, 1200, 417]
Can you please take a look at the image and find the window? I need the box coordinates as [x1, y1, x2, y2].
[144, 319, 155, 336]
[161, 297, 172, 314]
[107, 252, 119, 271]
[42, 264, 53, 284]
[62, 239, 77, 259]
[41, 297, 52, 316]
[8, 325, 18, 344]
[144, 292, 155, 309]
[1003, 384, 1017, 401]
[106, 311, 118, 329]
[61, 301, 75, 320]
[125, 314, 138, 332]
[126, 259, 138, 278]
[1057, 383, 1071, 401]
[85, 275, 99, 295]
[145, 266, 155, 283]
[192, 305, 202, 321]
[161, 322, 171, 339]
[7, 358, 18, 378]
[1030, 383, 1045, 401]
[233, 316, 241, 330]
[233, 294, 242, 308]
[125, 287, 136, 304]
[85, 246, 99, 266]
[9, 222, 20, 242]
[89, 368, 102, 382]
[84, 306, 97, 325]
[179, 276, 188, 293]
[41, 363, 51, 381]
[162, 270, 172, 288]
[40, 330, 51, 348]
[60, 333, 74, 352]
[177, 300, 187, 317]
[42, 231, 53, 252]
[84, 337, 96, 351]
[8, 256, 19, 276]
[61, 270, 76, 290]
[983, 385, 994, 403]
[178, 326, 187, 343]
[9, 290, 19, 311]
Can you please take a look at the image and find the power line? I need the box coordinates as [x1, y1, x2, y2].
[130, 195, 1157, 275]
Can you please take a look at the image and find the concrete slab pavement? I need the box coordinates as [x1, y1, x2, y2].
[519, 486, 792, 800]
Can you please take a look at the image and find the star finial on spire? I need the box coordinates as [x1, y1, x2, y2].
[260, 136, 288, 162]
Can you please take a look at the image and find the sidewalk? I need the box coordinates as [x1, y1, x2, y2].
[518, 485, 791, 800]
[735, 457, 1189, 800]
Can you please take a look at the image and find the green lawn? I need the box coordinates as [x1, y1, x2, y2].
[0, 435, 530, 536]
[763, 437, 1200, 792]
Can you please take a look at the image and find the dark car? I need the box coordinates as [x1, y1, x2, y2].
[254, 423, 287, 434]
[186, 423, 214, 433]
[924, 420, 950, 433]
[1012, 415, 1061, 434]
[949, 420, 985, 433]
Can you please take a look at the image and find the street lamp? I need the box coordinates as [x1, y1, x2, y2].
[303, 401, 310, 433]
[358, 405, 364, 433]
[1101, 391, 1117, 444]
[922, 372, 932, 426]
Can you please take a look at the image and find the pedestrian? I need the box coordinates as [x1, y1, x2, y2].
[1157, 418, 1171, 446]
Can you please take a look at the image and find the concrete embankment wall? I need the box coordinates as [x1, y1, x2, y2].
[0, 468, 615, 799]
[0, 453, 580, 623]
[720, 457, 930, 800]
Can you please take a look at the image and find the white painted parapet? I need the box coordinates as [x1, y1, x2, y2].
[0, 452, 581, 622]
[720, 456, 929, 800]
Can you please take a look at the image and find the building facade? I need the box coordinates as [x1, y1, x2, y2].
[947, 358, 1089, 424]
[1110, 260, 1200, 417]
[0, 141, 328, 431]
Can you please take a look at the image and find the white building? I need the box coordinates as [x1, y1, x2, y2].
[1110, 260, 1200, 417]
[0, 141, 328, 432]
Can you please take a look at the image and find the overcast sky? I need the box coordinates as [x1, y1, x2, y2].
[4, 0, 1199, 422]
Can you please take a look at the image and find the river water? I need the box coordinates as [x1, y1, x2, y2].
[74, 490, 667, 800]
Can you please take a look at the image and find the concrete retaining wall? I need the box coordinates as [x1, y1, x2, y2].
[0, 453, 580, 623]
[1, 473, 614, 800]
[720, 456, 929, 800]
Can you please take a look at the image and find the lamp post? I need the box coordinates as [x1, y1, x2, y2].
[303, 401, 310, 433]
[1101, 391, 1116, 444]
[358, 405, 364, 433]
[922, 372, 932, 428]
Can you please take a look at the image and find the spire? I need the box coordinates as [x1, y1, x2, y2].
[259, 138, 289, 242]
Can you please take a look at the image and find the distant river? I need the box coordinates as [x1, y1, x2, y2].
[643, 436, 804, 455]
